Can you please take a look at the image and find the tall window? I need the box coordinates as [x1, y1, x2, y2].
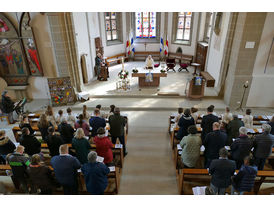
[204, 12, 213, 42]
[176, 12, 192, 41]
[105, 12, 118, 41]
[135, 12, 156, 38]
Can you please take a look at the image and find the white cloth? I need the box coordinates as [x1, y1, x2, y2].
[243, 114, 253, 129]
[145, 56, 154, 68]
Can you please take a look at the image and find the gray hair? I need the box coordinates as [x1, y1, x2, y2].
[262, 124, 271, 133]
[61, 117, 67, 123]
[87, 151, 97, 163]
[239, 127, 248, 135]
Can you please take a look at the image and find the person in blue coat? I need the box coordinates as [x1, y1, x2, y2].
[81, 151, 110, 195]
[89, 109, 106, 137]
[176, 109, 195, 140]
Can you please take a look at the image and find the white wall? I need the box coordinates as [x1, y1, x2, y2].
[206, 12, 231, 87]
[27, 77, 50, 100]
[246, 12, 274, 107]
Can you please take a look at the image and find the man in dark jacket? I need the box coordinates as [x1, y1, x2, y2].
[176, 109, 195, 140]
[89, 109, 106, 137]
[231, 155, 257, 195]
[81, 151, 110, 195]
[58, 118, 75, 143]
[45, 126, 63, 157]
[201, 106, 219, 142]
[1, 90, 15, 123]
[109, 107, 127, 156]
[204, 122, 227, 168]
[209, 148, 236, 195]
[253, 124, 274, 170]
[6, 145, 30, 193]
[226, 115, 244, 146]
[19, 127, 41, 156]
[50, 144, 81, 195]
[231, 127, 253, 169]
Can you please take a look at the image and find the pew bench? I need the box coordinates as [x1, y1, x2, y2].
[200, 71, 215, 87]
[133, 51, 161, 61]
[168, 52, 193, 65]
[105, 53, 128, 67]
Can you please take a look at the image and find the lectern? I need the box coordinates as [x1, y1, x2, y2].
[187, 76, 205, 99]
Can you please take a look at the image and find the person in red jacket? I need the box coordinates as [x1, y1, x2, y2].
[93, 127, 113, 166]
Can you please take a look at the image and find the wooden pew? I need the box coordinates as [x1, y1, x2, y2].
[200, 71, 215, 87]
[168, 52, 193, 65]
[105, 53, 128, 67]
[178, 168, 274, 195]
[0, 164, 119, 194]
[133, 51, 160, 61]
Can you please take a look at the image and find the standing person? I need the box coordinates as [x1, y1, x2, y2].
[179, 125, 202, 168]
[38, 113, 53, 141]
[95, 104, 107, 118]
[55, 110, 64, 125]
[46, 106, 57, 127]
[1, 90, 15, 123]
[204, 122, 227, 168]
[66, 107, 76, 128]
[94, 127, 113, 166]
[50, 144, 81, 195]
[81, 151, 110, 195]
[19, 114, 34, 136]
[0, 130, 16, 164]
[75, 114, 90, 137]
[222, 107, 233, 124]
[109, 107, 127, 156]
[27, 154, 55, 194]
[201, 106, 219, 142]
[95, 53, 103, 80]
[231, 156, 258, 195]
[89, 109, 106, 137]
[191, 107, 199, 123]
[72, 128, 91, 164]
[226, 115, 244, 146]
[19, 127, 41, 156]
[174, 108, 184, 126]
[145, 55, 154, 68]
[268, 116, 274, 135]
[209, 148, 236, 195]
[6, 145, 30, 193]
[231, 127, 253, 169]
[107, 105, 115, 118]
[242, 109, 253, 129]
[45, 127, 63, 157]
[58, 118, 75, 144]
[253, 124, 274, 170]
[82, 105, 90, 122]
[176, 109, 195, 140]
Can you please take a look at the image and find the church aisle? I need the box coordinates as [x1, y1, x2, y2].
[118, 111, 178, 194]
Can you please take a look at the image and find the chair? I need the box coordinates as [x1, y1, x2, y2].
[154, 63, 160, 68]
[166, 58, 176, 72]
[178, 63, 189, 72]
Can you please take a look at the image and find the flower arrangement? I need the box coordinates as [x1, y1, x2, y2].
[118, 70, 129, 79]
[132, 68, 139, 73]
[160, 69, 166, 73]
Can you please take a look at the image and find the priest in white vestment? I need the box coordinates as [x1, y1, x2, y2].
[145, 55, 154, 69]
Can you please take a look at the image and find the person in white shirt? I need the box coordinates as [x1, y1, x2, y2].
[222, 107, 233, 124]
[82, 105, 90, 122]
[145, 55, 154, 69]
[55, 110, 64, 125]
[66, 107, 76, 128]
[191, 107, 199, 123]
[243, 109, 253, 129]
[175, 108, 184, 126]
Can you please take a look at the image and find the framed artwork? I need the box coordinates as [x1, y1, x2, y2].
[0, 13, 29, 86]
[20, 12, 43, 76]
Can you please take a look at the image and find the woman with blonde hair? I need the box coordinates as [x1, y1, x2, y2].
[38, 113, 52, 141]
[72, 128, 91, 164]
[82, 105, 90, 121]
[45, 105, 57, 127]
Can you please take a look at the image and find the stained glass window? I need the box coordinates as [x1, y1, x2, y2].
[176, 12, 192, 41]
[105, 12, 118, 41]
[135, 12, 156, 38]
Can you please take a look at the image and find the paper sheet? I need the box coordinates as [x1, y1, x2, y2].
[200, 145, 205, 152]
[177, 144, 182, 150]
[224, 146, 231, 150]
[108, 166, 115, 172]
[115, 144, 123, 148]
[192, 186, 207, 195]
[96, 156, 104, 163]
[238, 115, 243, 119]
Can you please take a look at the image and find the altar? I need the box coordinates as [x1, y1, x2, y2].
[132, 68, 167, 87]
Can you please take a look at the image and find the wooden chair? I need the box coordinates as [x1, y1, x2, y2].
[166, 58, 176, 72]
[178, 63, 189, 72]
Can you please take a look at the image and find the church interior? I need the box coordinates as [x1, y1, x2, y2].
[0, 8, 274, 197]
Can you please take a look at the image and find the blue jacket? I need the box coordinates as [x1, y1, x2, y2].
[81, 162, 110, 195]
[89, 116, 106, 137]
[50, 155, 81, 186]
[177, 115, 195, 140]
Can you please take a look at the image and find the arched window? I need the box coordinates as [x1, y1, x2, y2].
[135, 12, 156, 39]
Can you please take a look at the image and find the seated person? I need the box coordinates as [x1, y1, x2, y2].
[19, 127, 41, 156]
[58, 118, 75, 143]
[0, 130, 16, 164]
[89, 109, 106, 137]
[81, 151, 110, 195]
[145, 55, 154, 69]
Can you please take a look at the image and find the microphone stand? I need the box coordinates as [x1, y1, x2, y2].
[236, 81, 249, 111]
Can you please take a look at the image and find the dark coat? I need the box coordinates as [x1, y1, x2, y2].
[1, 95, 14, 113]
[201, 114, 219, 142]
[38, 122, 53, 141]
[209, 158, 236, 188]
[45, 134, 63, 157]
[81, 162, 110, 195]
[50, 155, 81, 186]
[0, 137, 16, 155]
[109, 114, 125, 137]
[268, 122, 274, 135]
[72, 138, 91, 164]
[232, 165, 258, 192]
[58, 122, 75, 143]
[226, 119, 244, 145]
[19, 123, 35, 136]
[89, 116, 106, 137]
[6, 152, 30, 178]
[204, 130, 227, 159]
[177, 115, 195, 140]
[253, 132, 274, 159]
[231, 135, 252, 161]
[19, 134, 41, 156]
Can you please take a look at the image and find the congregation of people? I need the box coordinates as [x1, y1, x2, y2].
[175, 105, 274, 194]
[0, 104, 127, 195]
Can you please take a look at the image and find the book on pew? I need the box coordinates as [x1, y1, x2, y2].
[200, 145, 205, 152]
[96, 156, 104, 163]
[192, 186, 207, 195]
[177, 144, 182, 150]
[257, 128, 263, 133]
[267, 116, 272, 120]
[28, 113, 35, 116]
[115, 144, 123, 148]
[247, 129, 255, 134]
[108, 166, 115, 172]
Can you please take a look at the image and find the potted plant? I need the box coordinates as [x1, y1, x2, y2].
[132, 68, 138, 73]
[118, 70, 129, 79]
[160, 69, 166, 73]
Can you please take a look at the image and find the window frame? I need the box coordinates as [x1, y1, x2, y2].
[104, 12, 123, 46]
[203, 12, 214, 42]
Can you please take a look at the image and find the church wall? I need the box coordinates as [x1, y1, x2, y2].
[246, 12, 274, 108]
[206, 12, 231, 87]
